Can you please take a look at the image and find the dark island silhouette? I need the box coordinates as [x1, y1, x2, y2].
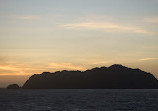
[19, 64, 158, 89]
[7, 84, 21, 89]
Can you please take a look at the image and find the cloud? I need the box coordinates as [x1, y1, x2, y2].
[60, 21, 153, 35]
[0, 64, 32, 75]
[12, 15, 39, 20]
[139, 58, 158, 61]
[48, 63, 86, 71]
[0, 65, 19, 71]
[0, 58, 32, 75]
[0, 59, 86, 75]
[144, 17, 158, 23]
[10, 14, 63, 21]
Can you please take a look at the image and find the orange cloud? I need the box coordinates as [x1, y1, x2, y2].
[0, 66, 19, 71]
[48, 63, 86, 71]
[0, 64, 32, 75]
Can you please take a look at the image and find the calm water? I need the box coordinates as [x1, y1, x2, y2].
[0, 89, 158, 111]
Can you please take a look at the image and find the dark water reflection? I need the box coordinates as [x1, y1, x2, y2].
[0, 89, 158, 111]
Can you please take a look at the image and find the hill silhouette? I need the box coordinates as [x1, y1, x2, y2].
[22, 64, 158, 89]
[7, 84, 21, 89]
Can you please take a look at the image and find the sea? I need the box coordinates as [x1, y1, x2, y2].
[0, 89, 158, 111]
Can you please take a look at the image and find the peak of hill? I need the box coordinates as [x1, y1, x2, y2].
[109, 64, 127, 68]
[22, 64, 158, 89]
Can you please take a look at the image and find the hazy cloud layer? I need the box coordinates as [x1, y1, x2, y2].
[144, 17, 158, 23]
[139, 58, 158, 61]
[61, 21, 154, 35]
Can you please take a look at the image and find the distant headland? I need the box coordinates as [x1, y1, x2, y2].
[7, 64, 158, 89]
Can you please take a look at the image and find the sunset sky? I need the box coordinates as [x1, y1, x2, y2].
[0, 0, 158, 87]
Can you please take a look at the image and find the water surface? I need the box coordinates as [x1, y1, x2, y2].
[0, 89, 158, 111]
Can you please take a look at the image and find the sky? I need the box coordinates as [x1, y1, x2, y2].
[0, 0, 158, 87]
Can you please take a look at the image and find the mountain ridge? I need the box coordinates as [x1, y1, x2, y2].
[21, 64, 158, 89]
